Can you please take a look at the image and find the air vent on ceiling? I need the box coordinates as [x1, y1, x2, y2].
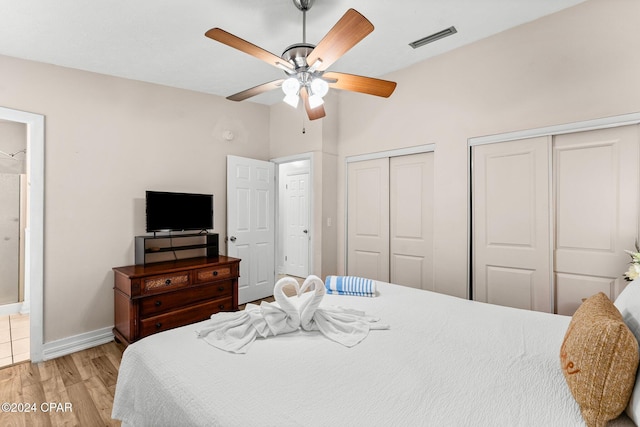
[409, 26, 457, 49]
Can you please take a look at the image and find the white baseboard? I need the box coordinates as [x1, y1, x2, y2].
[42, 327, 115, 361]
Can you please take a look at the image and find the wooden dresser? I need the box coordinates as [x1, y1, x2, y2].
[112, 256, 240, 346]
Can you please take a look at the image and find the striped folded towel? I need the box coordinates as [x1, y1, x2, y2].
[325, 276, 376, 297]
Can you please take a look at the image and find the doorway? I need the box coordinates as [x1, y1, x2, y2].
[226, 154, 313, 304]
[0, 122, 29, 366]
[0, 107, 44, 363]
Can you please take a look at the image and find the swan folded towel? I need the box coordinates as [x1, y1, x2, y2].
[195, 277, 301, 354]
[196, 275, 388, 353]
[325, 275, 376, 297]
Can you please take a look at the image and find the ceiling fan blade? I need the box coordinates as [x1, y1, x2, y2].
[227, 79, 285, 102]
[205, 28, 294, 72]
[306, 9, 374, 72]
[300, 87, 326, 120]
[323, 72, 397, 98]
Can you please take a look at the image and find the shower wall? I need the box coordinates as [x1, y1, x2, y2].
[0, 174, 20, 304]
[0, 121, 26, 307]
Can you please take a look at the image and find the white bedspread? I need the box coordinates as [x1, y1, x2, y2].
[112, 282, 635, 426]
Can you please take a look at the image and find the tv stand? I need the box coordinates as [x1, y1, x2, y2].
[135, 233, 219, 265]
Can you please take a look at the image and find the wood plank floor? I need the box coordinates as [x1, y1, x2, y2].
[0, 340, 124, 427]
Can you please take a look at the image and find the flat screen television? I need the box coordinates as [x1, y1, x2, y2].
[146, 191, 213, 232]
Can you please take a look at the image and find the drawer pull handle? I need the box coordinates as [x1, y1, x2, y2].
[155, 322, 163, 329]
[218, 286, 225, 292]
[218, 304, 225, 310]
[165, 279, 172, 285]
[213, 271, 218, 276]
[155, 300, 162, 306]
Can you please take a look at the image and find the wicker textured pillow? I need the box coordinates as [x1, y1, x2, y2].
[560, 292, 639, 427]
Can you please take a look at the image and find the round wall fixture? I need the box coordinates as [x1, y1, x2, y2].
[222, 130, 234, 141]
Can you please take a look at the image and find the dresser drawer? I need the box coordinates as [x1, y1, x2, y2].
[142, 271, 190, 294]
[139, 297, 233, 338]
[139, 280, 234, 317]
[194, 265, 235, 284]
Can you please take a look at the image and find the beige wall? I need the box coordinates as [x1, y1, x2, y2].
[0, 54, 271, 342]
[335, 0, 640, 298]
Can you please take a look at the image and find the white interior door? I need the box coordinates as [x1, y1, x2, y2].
[347, 158, 390, 281]
[554, 125, 639, 315]
[227, 155, 275, 304]
[284, 172, 309, 278]
[390, 153, 434, 290]
[472, 136, 552, 312]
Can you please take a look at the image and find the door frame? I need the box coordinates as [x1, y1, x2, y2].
[0, 106, 44, 362]
[344, 144, 436, 277]
[468, 112, 640, 307]
[271, 152, 315, 277]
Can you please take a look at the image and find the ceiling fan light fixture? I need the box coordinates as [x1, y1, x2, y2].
[282, 77, 301, 96]
[310, 78, 329, 97]
[308, 93, 324, 109]
[283, 93, 300, 108]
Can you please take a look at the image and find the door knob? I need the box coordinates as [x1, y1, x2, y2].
[303, 230, 308, 234]
[229, 236, 237, 242]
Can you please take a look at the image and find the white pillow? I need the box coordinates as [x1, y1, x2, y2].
[614, 279, 640, 423]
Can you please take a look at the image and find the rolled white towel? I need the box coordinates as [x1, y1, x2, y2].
[325, 275, 376, 297]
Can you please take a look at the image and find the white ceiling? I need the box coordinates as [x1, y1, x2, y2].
[0, 0, 586, 105]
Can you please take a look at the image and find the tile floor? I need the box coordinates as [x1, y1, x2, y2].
[0, 313, 29, 368]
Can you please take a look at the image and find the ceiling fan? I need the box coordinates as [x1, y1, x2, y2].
[205, 0, 397, 120]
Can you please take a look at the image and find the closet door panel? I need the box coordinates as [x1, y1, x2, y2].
[486, 266, 535, 310]
[390, 153, 434, 290]
[347, 158, 390, 281]
[472, 136, 551, 312]
[554, 125, 639, 315]
[555, 273, 614, 316]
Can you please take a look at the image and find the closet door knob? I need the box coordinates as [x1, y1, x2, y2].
[229, 236, 237, 242]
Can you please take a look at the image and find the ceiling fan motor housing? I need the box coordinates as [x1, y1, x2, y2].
[282, 43, 315, 70]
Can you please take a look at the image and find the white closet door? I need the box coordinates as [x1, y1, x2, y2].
[472, 137, 552, 312]
[554, 125, 639, 315]
[390, 153, 434, 290]
[347, 158, 390, 281]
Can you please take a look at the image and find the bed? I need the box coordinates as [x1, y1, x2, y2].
[112, 278, 640, 426]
